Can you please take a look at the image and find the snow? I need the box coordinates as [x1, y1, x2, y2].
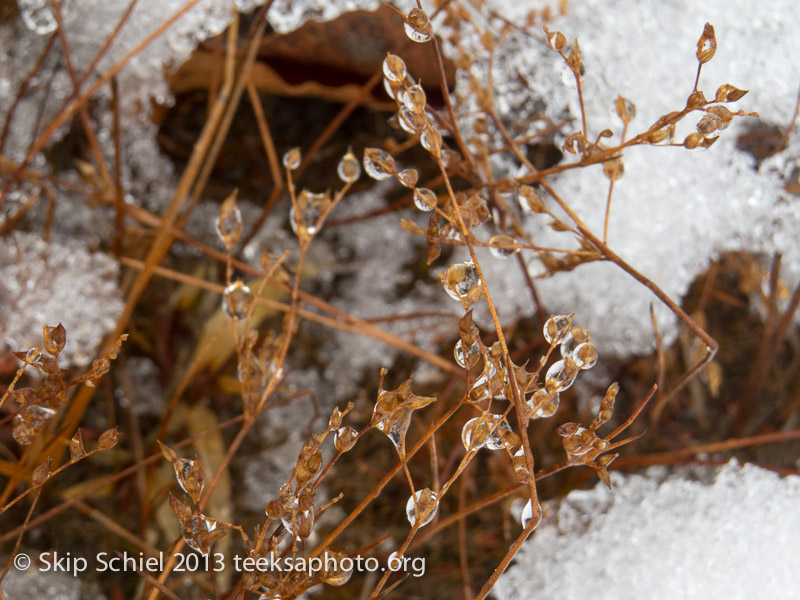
[496, 461, 800, 600]
[446, 0, 800, 356]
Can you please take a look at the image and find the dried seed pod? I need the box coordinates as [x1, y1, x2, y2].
[337, 148, 361, 183]
[222, 281, 253, 320]
[363, 148, 397, 180]
[404, 8, 433, 43]
[42, 323, 66, 356]
[334, 426, 358, 453]
[215, 189, 242, 249]
[282, 147, 301, 170]
[97, 427, 120, 450]
[382, 54, 406, 82]
[406, 488, 438, 526]
[615, 95, 636, 123]
[413, 188, 437, 211]
[696, 22, 716, 64]
[439, 262, 484, 308]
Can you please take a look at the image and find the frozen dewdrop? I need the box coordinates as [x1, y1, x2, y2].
[454, 338, 480, 369]
[215, 194, 242, 249]
[397, 168, 420, 188]
[439, 261, 483, 306]
[462, 416, 491, 451]
[334, 426, 358, 453]
[382, 54, 407, 83]
[337, 149, 361, 183]
[281, 499, 315, 540]
[322, 551, 353, 586]
[282, 147, 301, 170]
[488, 235, 518, 258]
[518, 185, 546, 213]
[573, 341, 598, 369]
[543, 315, 571, 344]
[403, 84, 427, 113]
[546, 359, 578, 391]
[363, 148, 397, 180]
[222, 281, 253, 320]
[485, 417, 513, 450]
[406, 488, 438, 527]
[526, 389, 560, 419]
[520, 498, 540, 529]
[399, 106, 425, 134]
[413, 188, 437, 211]
[420, 124, 443, 156]
[546, 29, 566, 51]
[560, 64, 579, 88]
[404, 8, 433, 43]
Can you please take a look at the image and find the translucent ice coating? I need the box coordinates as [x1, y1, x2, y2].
[445, 0, 800, 357]
[496, 461, 800, 600]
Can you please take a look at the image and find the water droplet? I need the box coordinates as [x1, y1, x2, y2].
[543, 315, 571, 344]
[222, 281, 253, 320]
[334, 426, 358, 453]
[397, 168, 419, 188]
[322, 550, 353, 586]
[404, 8, 433, 43]
[454, 339, 480, 369]
[25, 346, 41, 363]
[526, 389, 560, 419]
[215, 194, 243, 249]
[403, 84, 427, 113]
[399, 107, 425, 134]
[572, 341, 597, 369]
[560, 64, 578, 88]
[363, 148, 397, 180]
[382, 54, 407, 83]
[290, 190, 329, 238]
[413, 188, 437, 211]
[337, 149, 361, 183]
[461, 416, 491, 451]
[546, 29, 566, 51]
[420, 124, 442, 156]
[440, 262, 482, 305]
[281, 499, 315, 539]
[546, 359, 578, 391]
[488, 235, 518, 258]
[520, 498, 540, 528]
[282, 147, 301, 170]
[405, 488, 438, 526]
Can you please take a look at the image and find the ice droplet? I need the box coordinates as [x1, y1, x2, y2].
[397, 168, 420, 188]
[406, 488, 438, 526]
[413, 188, 437, 211]
[488, 235, 518, 258]
[420, 124, 442, 156]
[454, 338, 480, 369]
[399, 107, 425, 134]
[546, 359, 578, 391]
[222, 281, 253, 320]
[383, 54, 407, 83]
[290, 190, 328, 237]
[404, 8, 433, 43]
[334, 426, 358, 453]
[543, 315, 571, 344]
[363, 148, 397, 180]
[337, 149, 361, 183]
[215, 196, 243, 249]
[282, 147, 301, 170]
[440, 262, 482, 305]
[462, 416, 491, 451]
[281, 499, 315, 539]
[403, 84, 427, 113]
[560, 64, 578, 88]
[520, 498, 540, 528]
[572, 341, 598, 369]
[526, 389, 560, 419]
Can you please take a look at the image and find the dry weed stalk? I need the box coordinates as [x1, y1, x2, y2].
[1, 1, 791, 599]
